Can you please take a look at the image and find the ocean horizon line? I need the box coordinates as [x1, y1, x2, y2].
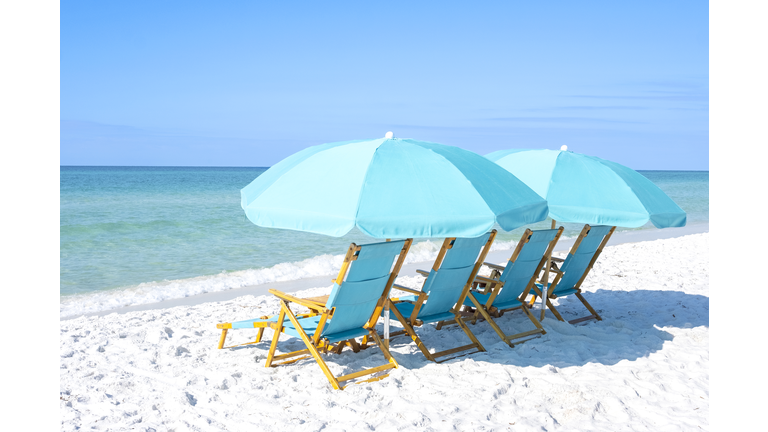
[60, 165, 710, 172]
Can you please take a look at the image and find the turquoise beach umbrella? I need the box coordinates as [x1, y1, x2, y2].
[241, 134, 549, 239]
[485, 147, 686, 228]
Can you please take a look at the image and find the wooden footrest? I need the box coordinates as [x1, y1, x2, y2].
[568, 315, 598, 325]
[337, 363, 397, 385]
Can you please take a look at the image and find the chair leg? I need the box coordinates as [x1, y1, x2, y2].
[530, 285, 565, 322]
[389, 303, 436, 362]
[544, 297, 565, 321]
[568, 292, 602, 324]
[369, 330, 399, 368]
[218, 329, 228, 349]
[466, 293, 546, 347]
[453, 315, 486, 353]
[429, 315, 485, 362]
[332, 341, 344, 354]
[520, 303, 546, 334]
[278, 301, 342, 390]
[466, 293, 512, 347]
[265, 308, 287, 367]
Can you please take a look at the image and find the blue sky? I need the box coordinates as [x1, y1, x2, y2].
[61, 2, 708, 169]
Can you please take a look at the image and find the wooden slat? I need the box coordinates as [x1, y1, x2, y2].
[569, 315, 598, 325]
[432, 343, 481, 359]
[337, 363, 397, 384]
[505, 328, 545, 342]
[338, 373, 391, 389]
[268, 290, 329, 313]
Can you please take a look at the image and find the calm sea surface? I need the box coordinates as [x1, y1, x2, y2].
[60, 167, 708, 316]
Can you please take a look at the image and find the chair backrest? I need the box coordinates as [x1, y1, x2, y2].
[321, 239, 409, 336]
[493, 228, 562, 304]
[417, 231, 494, 317]
[557, 225, 614, 291]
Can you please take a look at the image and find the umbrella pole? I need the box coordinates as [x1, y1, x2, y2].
[383, 302, 390, 350]
[541, 219, 556, 321]
[384, 238, 391, 349]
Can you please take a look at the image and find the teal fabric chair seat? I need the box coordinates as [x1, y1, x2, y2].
[280, 315, 371, 344]
[465, 228, 561, 312]
[545, 283, 579, 298]
[468, 291, 518, 312]
[262, 239, 412, 390]
[532, 224, 615, 324]
[388, 231, 496, 362]
[460, 227, 563, 345]
[390, 302, 455, 325]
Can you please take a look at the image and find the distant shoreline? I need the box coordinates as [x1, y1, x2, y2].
[59, 166, 710, 172]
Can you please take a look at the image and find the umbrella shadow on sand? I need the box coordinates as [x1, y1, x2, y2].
[383, 289, 708, 370]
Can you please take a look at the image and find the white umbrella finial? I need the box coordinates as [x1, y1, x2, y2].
[385, 131, 394, 139]
[560, 145, 568, 151]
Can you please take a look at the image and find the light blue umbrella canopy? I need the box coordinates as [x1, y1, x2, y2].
[241, 137, 549, 239]
[486, 148, 686, 228]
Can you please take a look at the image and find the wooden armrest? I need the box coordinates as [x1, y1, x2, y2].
[472, 275, 503, 295]
[392, 284, 425, 296]
[302, 295, 329, 306]
[474, 275, 502, 284]
[268, 289, 329, 313]
[415, 269, 430, 277]
[483, 262, 505, 271]
[541, 266, 563, 275]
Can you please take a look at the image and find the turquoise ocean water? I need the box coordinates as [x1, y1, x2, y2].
[60, 167, 708, 317]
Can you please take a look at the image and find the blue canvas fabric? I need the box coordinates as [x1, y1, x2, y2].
[486, 149, 686, 228]
[230, 315, 279, 329]
[283, 240, 405, 344]
[466, 229, 560, 310]
[399, 233, 490, 324]
[550, 225, 613, 296]
[241, 138, 548, 238]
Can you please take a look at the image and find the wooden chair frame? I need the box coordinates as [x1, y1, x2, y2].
[450, 227, 563, 345]
[387, 231, 496, 362]
[529, 224, 615, 324]
[216, 295, 326, 350]
[263, 239, 412, 390]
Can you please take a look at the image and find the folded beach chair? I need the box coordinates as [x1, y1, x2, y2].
[530, 224, 615, 324]
[262, 239, 412, 390]
[458, 227, 563, 345]
[387, 231, 495, 362]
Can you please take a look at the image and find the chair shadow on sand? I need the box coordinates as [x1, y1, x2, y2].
[386, 288, 709, 370]
[221, 289, 708, 379]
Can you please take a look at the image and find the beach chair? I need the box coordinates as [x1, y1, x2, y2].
[458, 227, 563, 345]
[387, 231, 495, 362]
[530, 224, 615, 324]
[262, 239, 412, 390]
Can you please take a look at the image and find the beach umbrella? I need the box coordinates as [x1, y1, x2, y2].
[242, 133, 549, 346]
[242, 134, 549, 239]
[486, 146, 686, 319]
[485, 147, 686, 229]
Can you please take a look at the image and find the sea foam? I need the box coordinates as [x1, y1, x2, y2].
[60, 238, 517, 319]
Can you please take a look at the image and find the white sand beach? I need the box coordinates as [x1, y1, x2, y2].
[60, 229, 709, 431]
